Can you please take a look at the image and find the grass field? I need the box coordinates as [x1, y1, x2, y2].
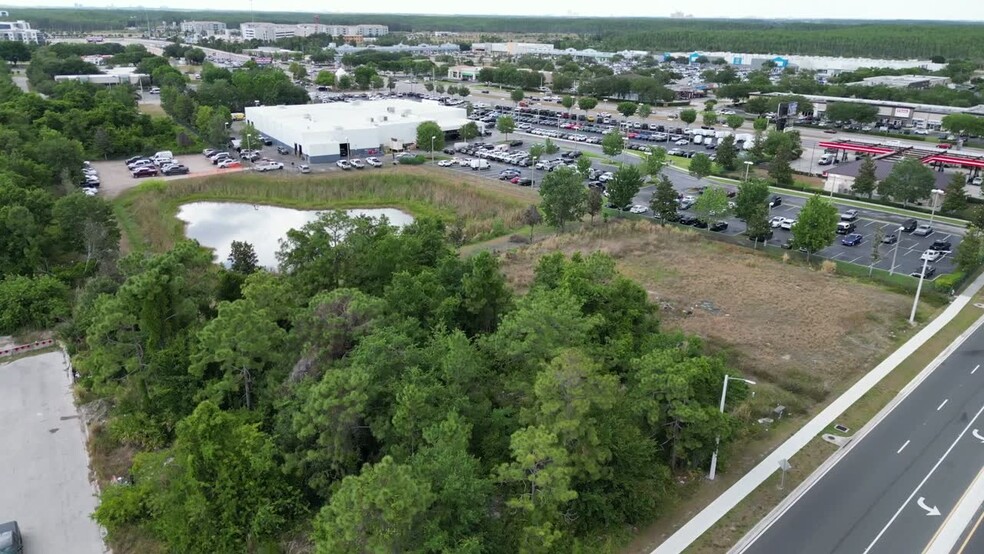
[113, 166, 537, 253]
[137, 103, 166, 118]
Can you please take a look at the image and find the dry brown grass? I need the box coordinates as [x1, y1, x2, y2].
[499, 220, 914, 413]
[137, 102, 166, 117]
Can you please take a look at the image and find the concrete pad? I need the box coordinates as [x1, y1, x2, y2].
[0, 351, 105, 554]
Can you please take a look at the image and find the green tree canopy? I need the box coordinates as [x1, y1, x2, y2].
[877, 157, 935, 206]
[607, 164, 643, 211]
[601, 130, 625, 158]
[680, 108, 697, 126]
[791, 195, 839, 260]
[852, 155, 877, 198]
[416, 121, 445, 152]
[539, 167, 587, 230]
[689, 153, 714, 182]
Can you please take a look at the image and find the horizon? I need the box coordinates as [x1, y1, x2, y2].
[1, 3, 983, 23]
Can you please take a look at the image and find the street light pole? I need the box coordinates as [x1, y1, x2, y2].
[431, 135, 436, 163]
[531, 155, 537, 187]
[889, 226, 904, 276]
[708, 375, 756, 481]
[909, 256, 931, 325]
[743, 161, 753, 182]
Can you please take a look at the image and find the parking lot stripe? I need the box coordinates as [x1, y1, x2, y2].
[850, 256, 863, 263]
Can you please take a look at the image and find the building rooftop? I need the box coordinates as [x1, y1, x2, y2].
[826, 158, 953, 188]
[845, 75, 951, 88]
[244, 99, 469, 134]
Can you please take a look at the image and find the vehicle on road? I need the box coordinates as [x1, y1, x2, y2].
[920, 249, 944, 262]
[780, 218, 796, 230]
[131, 166, 158, 178]
[769, 195, 782, 207]
[336, 160, 351, 170]
[912, 224, 934, 237]
[438, 159, 455, 167]
[299, 164, 311, 174]
[629, 205, 648, 214]
[910, 265, 937, 278]
[841, 233, 863, 246]
[0, 521, 23, 554]
[840, 209, 859, 221]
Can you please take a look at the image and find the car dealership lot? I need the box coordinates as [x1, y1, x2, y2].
[92, 154, 222, 198]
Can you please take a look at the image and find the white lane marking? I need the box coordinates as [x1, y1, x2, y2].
[862, 403, 984, 554]
[938, 399, 949, 411]
[973, 365, 980, 375]
[850, 256, 863, 263]
[898, 440, 911, 454]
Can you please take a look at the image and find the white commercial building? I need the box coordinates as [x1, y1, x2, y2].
[244, 100, 471, 164]
[471, 41, 616, 61]
[0, 20, 40, 44]
[180, 21, 227, 35]
[243, 22, 388, 41]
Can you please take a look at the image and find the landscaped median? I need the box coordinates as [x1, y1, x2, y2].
[671, 277, 984, 554]
[112, 166, 536, 254]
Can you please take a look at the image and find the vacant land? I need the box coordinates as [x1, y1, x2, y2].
[114, 166, 537, 253]
[136, 102, 166, 118]
[499, 220, 916, 417]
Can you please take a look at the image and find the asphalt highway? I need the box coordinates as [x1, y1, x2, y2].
[738, 320, 984, 554]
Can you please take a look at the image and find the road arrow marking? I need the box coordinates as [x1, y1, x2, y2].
[973, 429, 984, 443]
[917, 497, 942, 517]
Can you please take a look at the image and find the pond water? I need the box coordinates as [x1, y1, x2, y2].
[176, 202, 413, 268]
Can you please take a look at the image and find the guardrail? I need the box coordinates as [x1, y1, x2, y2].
[0, 339, 56, 358]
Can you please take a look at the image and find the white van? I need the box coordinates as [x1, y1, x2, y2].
[470, 159, 490, 170]
[818, 153, 834, 166]
[154, 150, 173, 160]
[454, 142, 469, 151]
[692, 135, 704, 145]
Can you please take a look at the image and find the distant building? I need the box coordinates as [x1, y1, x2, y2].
[471, 41, 616, 62]
[180, 21, 227, 36]
[334, 43, 460, 56]
[823, 158, 953, 195]
[0, 20, 40, 44]
[448, 65, 481, 81]
[756, 92, 984, 131]
[245, 22, 389, 41]
[844, 75, 951, 89]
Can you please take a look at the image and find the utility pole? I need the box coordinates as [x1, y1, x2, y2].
[709, 375, 756, 480]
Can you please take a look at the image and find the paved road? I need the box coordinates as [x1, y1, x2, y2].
[951, 504, 984, 553]
[738, 321, 984, 554]
[0, 351, 105, 554]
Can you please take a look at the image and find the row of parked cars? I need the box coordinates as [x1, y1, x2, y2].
[80, 161, 99, 195]
[335, 157, 383, 170]
[126, 151, 190, 178]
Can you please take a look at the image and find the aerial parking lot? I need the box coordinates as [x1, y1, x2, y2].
[0, 351, 105, 554]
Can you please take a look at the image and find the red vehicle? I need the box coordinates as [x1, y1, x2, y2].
[937, 143, 952, 149]
[131, 166, 158, 178]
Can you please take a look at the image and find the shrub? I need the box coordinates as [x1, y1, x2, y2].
[0, 275, 71, 333]
[934, 271, 966, 293]
[93, 482, 149, 531]
[398, 154, 426, 165]
[820, 260, 837, 274]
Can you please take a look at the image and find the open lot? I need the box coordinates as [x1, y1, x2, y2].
[497, 220, 917, 413]
[91, 154, 230, 199]
[0, 351, 105, 554]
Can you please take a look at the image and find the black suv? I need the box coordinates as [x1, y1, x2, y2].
[901, 218, 918, 233]
[930, 240, 952, 251]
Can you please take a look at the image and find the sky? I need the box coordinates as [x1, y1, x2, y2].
[3, 0, 984, 21]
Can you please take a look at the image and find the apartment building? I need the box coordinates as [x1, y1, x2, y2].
[180, 21, 227, 35]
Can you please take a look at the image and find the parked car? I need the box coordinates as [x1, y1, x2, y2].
[840, 209, 859, 221]
[768, 195, 782, 207]
[901, 219, 918, 233]
[779, 218, 796, 231]
[629, 205, 648, 214]
[217, 159, 241, 169]
[349, 159, 366, 169]
[255, 161, 284, 172]
[930, 240, 952, 251]
[912, 224, 934, 237]
[124, 155, 144, 166]
[0, 521, 23, 554]
[514, 178, 533, 186]
[202, 148, 217, 157]
[161, 164, 189, 176]
[336, 160, 351, 170]
[299, 164, 311, 174]
[920, 249, 944, 262]
[365, 157, 382, 167]
[841, 233, 863, 246]
[836, 221, 856, 235]
[131, 166, 158, 178]
[277, 146, 291, 155]
[882, 233, 898, 244]
[910, 265, 937, 278]
[710, 221, 729, 232]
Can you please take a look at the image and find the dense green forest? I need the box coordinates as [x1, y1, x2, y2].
[78, 208, 747, 552]
[18, 7, 984, 60]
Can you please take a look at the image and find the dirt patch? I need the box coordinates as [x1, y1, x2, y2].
[498, 220, 913, 410]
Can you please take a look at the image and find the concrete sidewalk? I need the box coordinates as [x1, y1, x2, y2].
[651, 271, 984, 554]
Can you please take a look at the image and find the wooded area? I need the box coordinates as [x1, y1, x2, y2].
[21, 7, 984, 60]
